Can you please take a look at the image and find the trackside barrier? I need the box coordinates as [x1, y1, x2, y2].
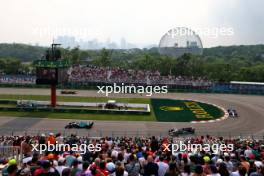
[0, 100, 150, 115]
[0, 106, 150, 115]
[0, 146, 22, 161]
[0, 128, 263, 140]
[0, 83, 264, 95]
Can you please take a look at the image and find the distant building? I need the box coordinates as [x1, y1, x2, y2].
[120, 38, 127, 49]
[159, 27, 203, 57]
[55, 35, 147, 49]
[55, 36, 76, 48]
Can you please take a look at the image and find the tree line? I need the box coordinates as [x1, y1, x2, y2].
[0, 43, 264, 82]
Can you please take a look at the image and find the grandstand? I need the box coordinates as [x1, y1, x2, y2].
[2, 66, 264, 95]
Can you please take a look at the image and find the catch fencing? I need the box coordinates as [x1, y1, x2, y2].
[0, 145, 22, 161]
[0, 128, 263, 140]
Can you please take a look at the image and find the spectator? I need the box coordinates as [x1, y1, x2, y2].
[218, 163, 229, 176]
[55, 157, 68, 176]
[7, 164, 18, 176]
[193, 165, 205, 176]
[115, 165, 128, 176]
[164, 163, 179, 176]
[240, 156, 250, 172]
[208, 165, 220, 176]
[70, 159, 81, 176]
[125, 154, 140, 176]
[157, 155, 169, 176]
[250, 161, 264, 176]
[76, 161, 90, 176]
[0, 134, 263, 176]
[143, 155, 158, 176]
[182, 164, 191, 176]
[238, 165, 247, 176]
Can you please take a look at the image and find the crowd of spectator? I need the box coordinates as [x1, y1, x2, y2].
[0, 75, 35, 85]
[0, 65, 212, 86]
[0, 134, 263, 176]
[68, 65, 212, 86]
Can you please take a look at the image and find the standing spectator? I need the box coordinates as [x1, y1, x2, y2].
[47, 133, 56, 145]
[76, 161, 90, 176]
[182, 164, 191, 176]
[150, 137, 159, 152]
[165, 163, 180, 176]
[70, 159, 81, 176]
[193, 165, 205, 176]
[21, 137, 32, 156]
[7, 164, 18, 176]
[157, 155, 169, 176]
[125, 154, 140, 176]
[250, 161, 264, 176]
[224, 155, 233, 173]
[238, 165, 247, 176]
[218, 163, 229, 176]
[208, 165, 220, 176]
[98, 161, 109, 176]
[2, 159, 17, 176]
[115, 165, 128, 176]
[55, 157, 68, 176]
[144, 155, 158, 176]
[240, 156, 250, 172]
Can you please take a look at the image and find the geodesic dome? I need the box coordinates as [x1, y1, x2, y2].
[158, 27, 203, 57]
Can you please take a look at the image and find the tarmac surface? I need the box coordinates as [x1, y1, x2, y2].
[0, 88, 263, 138]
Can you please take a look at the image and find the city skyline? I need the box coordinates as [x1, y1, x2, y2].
[0, 0, 264, 48]
[54, 35, 154, 49]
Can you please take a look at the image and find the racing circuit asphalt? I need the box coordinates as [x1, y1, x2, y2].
[0, 88, 263, 138]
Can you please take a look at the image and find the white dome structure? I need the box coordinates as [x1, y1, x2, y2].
[158, 27, 203, 57]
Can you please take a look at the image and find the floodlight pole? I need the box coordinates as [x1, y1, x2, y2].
[51, 84, 56, 107]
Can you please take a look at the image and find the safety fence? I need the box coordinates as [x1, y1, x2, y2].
[0, 128, 263, 140]
[0, 82, 264, 95]
[0, 146, 22, 161]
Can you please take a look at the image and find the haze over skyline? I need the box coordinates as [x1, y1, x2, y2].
[1, 0, 264, 48]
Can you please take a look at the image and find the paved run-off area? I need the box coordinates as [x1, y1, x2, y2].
[0, 88, 263, 137]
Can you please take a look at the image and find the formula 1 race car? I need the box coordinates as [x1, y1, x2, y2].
[227, 109, 238, 118]
[168, 127, 195, 136]
[65, 121, 94, 129]
[61, 90, 77, 94]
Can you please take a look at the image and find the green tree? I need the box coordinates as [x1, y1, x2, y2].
[69, 47, 81, 64]
[0, 58, 22, 74]
[96, 48, 112, 67]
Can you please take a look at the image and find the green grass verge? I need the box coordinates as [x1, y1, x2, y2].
[0, 94, 224, 122]
[0, 94, 155, 121]
[151, 98, 224, 122]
